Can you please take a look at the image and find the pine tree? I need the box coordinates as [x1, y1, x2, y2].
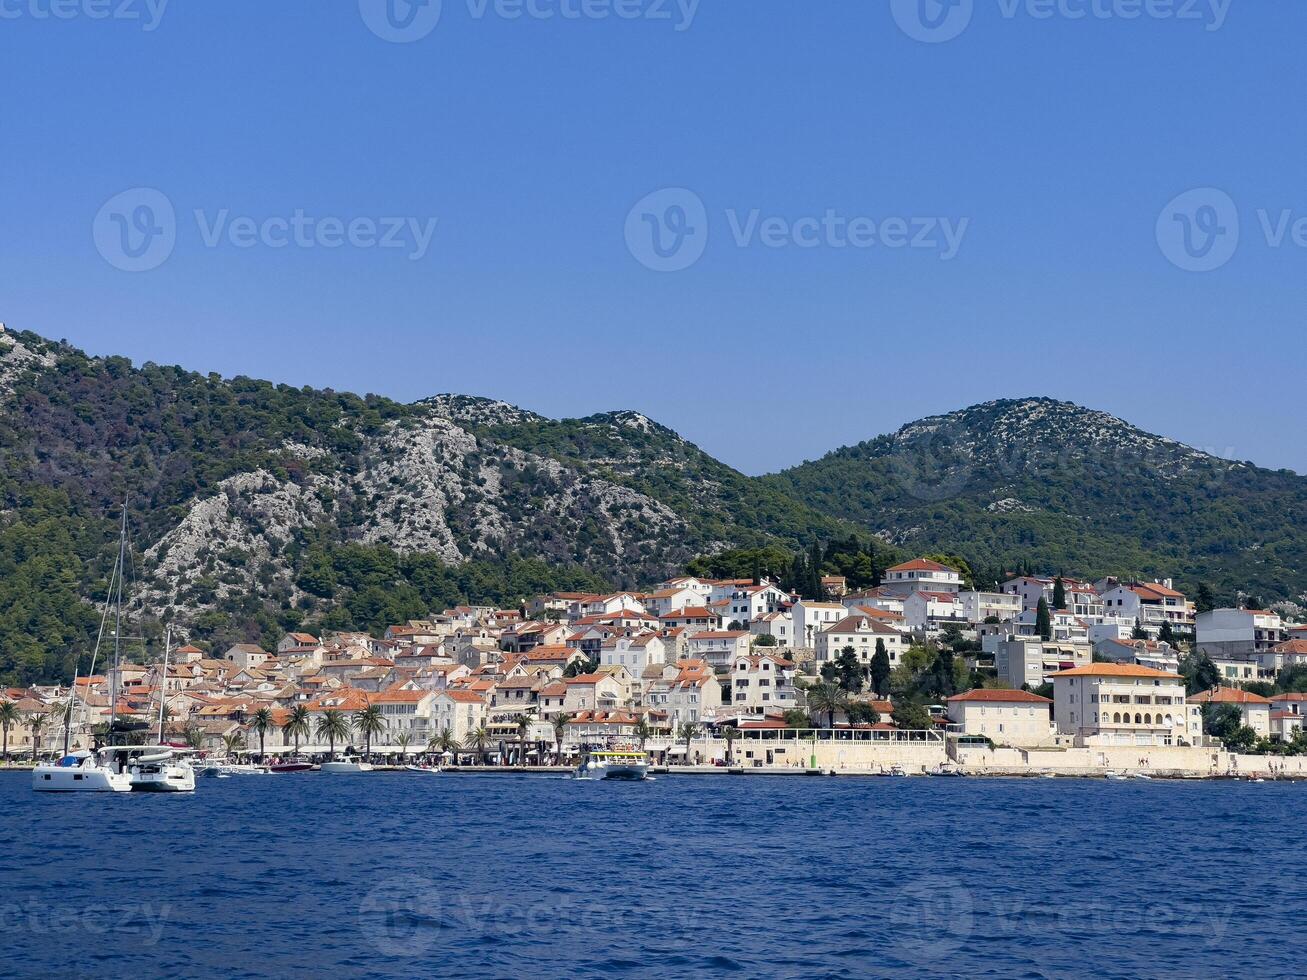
[1195, 584, 1216, 614]
[1036, 597, 1052, 641]
[870, 640, 891, 696]
[1052, 575, 1066, 611]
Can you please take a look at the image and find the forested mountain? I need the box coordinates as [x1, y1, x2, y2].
[767, 398, 1307, 604]
[2, 329, 1304, 686]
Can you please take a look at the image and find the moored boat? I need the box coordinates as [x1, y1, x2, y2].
[269, 761, 315, 773]
[32, 750, 133, 793]
[320, 756, 373, 774]
[574, 750, 649, 781]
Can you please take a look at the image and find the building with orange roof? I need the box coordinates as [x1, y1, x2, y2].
[1188, 686, 1272, 738]
[881, 558, 963, 597]
[946, 688, 1054, 746]
[1051, 662, 1201, 747]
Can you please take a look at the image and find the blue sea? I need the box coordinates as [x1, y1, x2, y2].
[1, 771, 1302, 978]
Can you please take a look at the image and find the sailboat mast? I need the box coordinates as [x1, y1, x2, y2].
[110, 502, 127, 726]
[158, 626, 171, 743]
[65, 520, 124, 755]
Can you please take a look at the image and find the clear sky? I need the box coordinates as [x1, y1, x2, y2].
[3, 0, 1304, 476]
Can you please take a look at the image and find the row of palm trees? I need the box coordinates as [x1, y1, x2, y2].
[0, 700, 52, 764]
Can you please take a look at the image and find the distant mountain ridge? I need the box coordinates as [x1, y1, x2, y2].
[1, 328, 1304, 683]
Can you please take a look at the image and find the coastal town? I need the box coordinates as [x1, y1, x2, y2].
[4, 557, 1307, 779]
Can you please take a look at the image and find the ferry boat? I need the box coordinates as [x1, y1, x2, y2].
[575, 749, 649, 781]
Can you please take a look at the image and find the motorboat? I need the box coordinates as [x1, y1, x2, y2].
[1131, 772, 1154, 781]
[320, 756, 373, 774]
[928, 764, 966, 777]
[403, 764, 442, 774]
[32, 750, 133, 793]
[1105, 771, 1128, 781]
[269, 760, 315, 773]
[574, 750, 649, 781]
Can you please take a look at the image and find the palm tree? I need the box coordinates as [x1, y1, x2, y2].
[316, 709, 351, 760]
[221, 731, 245, 757]
[428, 728, 461, 766]
[28, 711, 49, 763]
[396, 731, 411, 761]
[552, 713, 571, 764]
[283, 704, 311, 757]
[722, 725, 740, 765]
[184, 726, 204, 751]
[469, 725, 491, 765]
[0, 700, 18, 764]
[512, 714, 532, 767]
[677, 721, 700, 764]
[633, 717, 653, 754]
[806, 682, 849, 730]
[250, 706, 274, 761]
[353, 703, 384, 761]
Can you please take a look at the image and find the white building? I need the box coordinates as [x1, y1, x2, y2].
[959, 590, 1022, 624]
[684, 630, 752, 668]
[880, 558, 963, 598]
[729, 654, 798, 713]
[791, 600, 847, 650]
[995, 638, 1091, 689]
[1099, 582, 1193, 636]
[1187, 686, 1272, 739]
[1051, 663, 1200, 747]
[749, 611, 793, 647]
[814, 615, 907, 665]
[1195, 608, 1287, 660]
[903, 591, 968, 631]
[946, 689, 1053, 747]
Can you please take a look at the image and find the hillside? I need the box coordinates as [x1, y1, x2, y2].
[0, 329, 840, 683]
[767, 398, 1307, 601]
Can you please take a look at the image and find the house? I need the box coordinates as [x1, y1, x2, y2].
[749, 611, 794, 647]
[1270, 694, 1307, 741]
[277, 632, 320, 653]
[1187, 686, 1272, 739]
[431, 690, 488, 744]
[1259, 639, 1307, 674]
[1051, 663, 1200, 747]
[1195, 608, 1288, 660]
[728, 654, 797, 713]
[720, 583, 791, 627]
[945, 689, 1053, 747]
[599, 632, 668, 676]
[223, 644, 271, 670]
[562, 673, 626, 713]
[1099, 581, 1194, 637]
[1093, 638, 1181, 675]
[658, 607, 723, 635]
[995, 638, 1091, 689]
[684, 630, 752, 669]
[903, 591, 967, 631]
[880, 558, 963, 597]
[814, 615, 907, 666]
[645, 660, 721, 727]
[791, 600, 847, 650]
[641, 587, 701, 618]
[372, 685, 438, 745]
[959, 590, 1022, 624]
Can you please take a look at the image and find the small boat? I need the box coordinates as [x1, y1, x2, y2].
[32, 750, 133, 793]
[123, 747, 196, 793]
[403, 764, 442, 774]
[269, 761, 314, 773]
[320, 756, 373, 774]
[1105, 771, 1128, 781]
[885, 765, 908, 777]
[574, 750, 649, 781]
[1131, 772, 1153, 781]
[928, 764, 966, 777]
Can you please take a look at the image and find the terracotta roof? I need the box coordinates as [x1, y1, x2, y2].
[947, 688, 1052, 704]
[888, 558, 956, 573]
[1052, 663, 1182, 680]
[1188, 686, 1272, 705]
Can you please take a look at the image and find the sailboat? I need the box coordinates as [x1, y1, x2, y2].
[33, 503, 195, 793]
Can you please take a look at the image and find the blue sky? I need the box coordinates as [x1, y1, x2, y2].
[2, 0, 1304, 476]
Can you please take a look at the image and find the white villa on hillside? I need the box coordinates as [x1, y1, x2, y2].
[1051, 663, 1200, 747]
[880, 558, 963, 597]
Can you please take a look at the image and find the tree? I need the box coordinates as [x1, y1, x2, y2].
[315, 710, 351, 760]
[221, 731, 245, 757]
[891, 701, 934, 731]
[0, 700, 18, 763]
[835, 647, 865, 693]
[1195, 584, 1217, 614]
[1052, 576, 1066, 611]
[721, 725, 740, 764]
[469, 725, 491, 764]
[782, 709, 812, 729]
[923, 650, 958, 699]
[428, 728, 461, 765]
[1181, 654, 1221, 696]
[870, 641, 891, 696]
[1036, 598, 1052, 641]
[353, 703, 384, 760]
[552, 713, 571, 764]
[1131, 619, 1148, 641]
[676, 721, 700, 763]
[250, 706, 274, 760]
[1158, 620, 1176, 645]
[184, 726, 204, 750]
[1203, 703, 1243, 741]
[633, 717, 653, 753]
[845, 702, 881, 725]
[515, 714, 531, 767]
[28, 710, 48, 762]
[283, 704, 311, 757]
[396, 732, 411, 759]
[754, 634, 777, 647]
[806, 683, 849, 729]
